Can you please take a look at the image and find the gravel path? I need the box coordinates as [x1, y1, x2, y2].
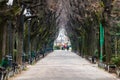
[12, 50, 119, 80]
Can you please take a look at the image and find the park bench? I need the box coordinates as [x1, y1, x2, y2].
[87, 56, 97, 64]
[87, 56, 92, 62]
[98, 62, 107, 69]
[0, 67, 5, 80]
[12, 62, 20, 74]
[0, 67, 8, 80]
[107, 64, 116, 73]
[116, 67, 120, 77]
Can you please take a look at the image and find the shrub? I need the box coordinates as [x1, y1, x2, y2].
[111, 55, 120, 67]
[54, 45, 60, 50]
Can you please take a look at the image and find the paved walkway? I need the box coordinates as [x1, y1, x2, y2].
[12, 50, 119, 80]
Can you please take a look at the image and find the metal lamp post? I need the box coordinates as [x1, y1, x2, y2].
[8, 20, 12, 67]
[7, 2, 13, 67]
[28, 19, 31, 64]
[21, 15, 25, 64]
[26, 9, 31, 64]
[100, 23, 104, 63]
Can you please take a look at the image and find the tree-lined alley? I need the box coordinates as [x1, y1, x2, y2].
[0, 0, 120, 80]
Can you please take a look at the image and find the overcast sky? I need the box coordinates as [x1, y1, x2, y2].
[7, 0, 13, 6]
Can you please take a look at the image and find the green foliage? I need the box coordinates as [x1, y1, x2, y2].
[95, 11, 101, 23]
[99, 1, 104, 8]
[111, 55, 120, 66]
[11, 6, 21, 16]
[54, 45, 60, 50]
[117, 23, 120, 27]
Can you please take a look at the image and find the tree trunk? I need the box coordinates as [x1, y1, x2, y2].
[102, 0, 112, 63]
[104, 20, 112, 63]
[16, 15, 24, 65]
[0, 27, 3, 61]
[2, 25, 7, 57]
